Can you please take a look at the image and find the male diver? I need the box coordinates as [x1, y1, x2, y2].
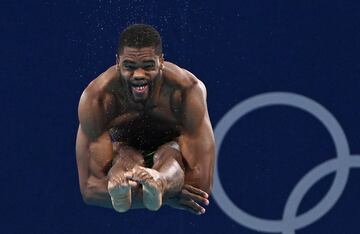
[76, 24, 215, 215]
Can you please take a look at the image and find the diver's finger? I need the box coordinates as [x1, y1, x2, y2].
[182, 189, 209, 205]
[124, 171, 133, 179]
[183, 184, 209, 198]
[128, 180, 138, 187]
[180, 199, 206, 215]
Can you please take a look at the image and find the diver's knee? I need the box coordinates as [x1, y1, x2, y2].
[154, 141, 181, 159]
[153, 141, 184, 169]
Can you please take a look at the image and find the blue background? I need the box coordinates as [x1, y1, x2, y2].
[2, 1, 360, 233]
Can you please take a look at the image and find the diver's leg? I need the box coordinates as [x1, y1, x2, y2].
[130, 141, 185, 211]
[107, 142, 144, 212]
[152, 141, 185, 197]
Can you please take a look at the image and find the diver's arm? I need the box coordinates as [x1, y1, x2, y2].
[75, 88, 116, 208]
[163, 62, 215, 192]
[75, 90, 145, 209]
[164, 79, 214, 214]
[178, 80, 215, 194]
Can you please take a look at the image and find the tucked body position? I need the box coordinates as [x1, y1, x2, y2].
[76, 24, 215, 215]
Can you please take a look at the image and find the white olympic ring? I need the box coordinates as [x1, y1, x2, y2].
[212, 92, 360, 234]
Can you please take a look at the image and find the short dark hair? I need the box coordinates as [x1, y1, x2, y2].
[118, 24, 162, 55]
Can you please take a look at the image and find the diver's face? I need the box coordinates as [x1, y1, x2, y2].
[118, 47, 163, 102]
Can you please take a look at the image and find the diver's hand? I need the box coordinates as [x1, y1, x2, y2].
[165, 184, 209, 215]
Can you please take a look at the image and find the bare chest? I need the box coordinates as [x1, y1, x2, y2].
[108, 87, 182, 149]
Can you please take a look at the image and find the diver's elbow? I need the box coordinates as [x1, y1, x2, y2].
[81, 184, 102, 206]
[81, 188, 94, 205]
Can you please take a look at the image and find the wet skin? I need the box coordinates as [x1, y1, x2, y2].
[76, 47, 215, 214]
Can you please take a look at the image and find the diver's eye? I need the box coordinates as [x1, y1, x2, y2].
[143, 65, 155, 70]
[123, 64, 136, 70]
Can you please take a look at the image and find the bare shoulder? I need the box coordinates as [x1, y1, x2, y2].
[78, 66, 119, 138]
[163, 61, 207, 98]
[163, 62, 208, 127]
[81, 65, 119, 97]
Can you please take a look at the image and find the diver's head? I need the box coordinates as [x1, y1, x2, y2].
[116, 24, 164, 103]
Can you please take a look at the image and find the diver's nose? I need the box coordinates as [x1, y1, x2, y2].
[133, 68, 146, 79]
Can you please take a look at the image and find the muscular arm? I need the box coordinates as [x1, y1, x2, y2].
[178, 79, 215, 194]
[76, 87, 146, 209]
[75, 87, 115, 208]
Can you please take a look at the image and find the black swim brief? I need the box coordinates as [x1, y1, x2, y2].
[142, 150, 155, 168]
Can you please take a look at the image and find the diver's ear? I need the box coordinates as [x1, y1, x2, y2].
[160, 53, 164, 63]
[116, 54, 120, 70]
[159, 53, 164, 70]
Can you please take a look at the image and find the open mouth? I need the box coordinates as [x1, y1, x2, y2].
[131, 82, 149, 94]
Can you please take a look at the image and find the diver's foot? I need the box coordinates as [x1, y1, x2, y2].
[130, 166, 165, 211]
[108, 172, 132, 212]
